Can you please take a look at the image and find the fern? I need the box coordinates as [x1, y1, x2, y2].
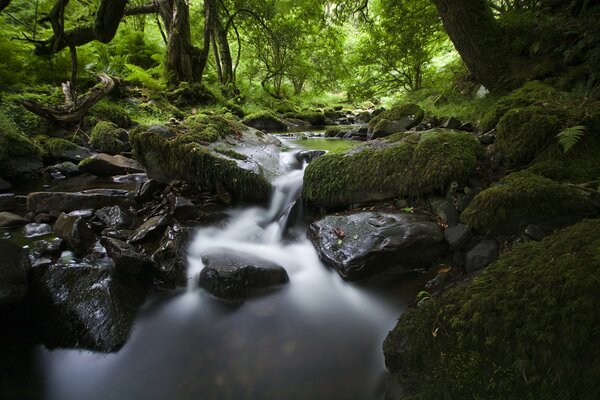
[556, 125, 585, 153]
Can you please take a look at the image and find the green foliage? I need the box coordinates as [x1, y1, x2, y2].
[461, 171, 596, 235]
[303, 129, 482, 209]
[44, 138, 81, 158]
[0, 110, 42, 178]
[556, 125, 586, 153]
[89, 100, 133, 128]
[384, 218, 600, 400]
[89, 121, 130, 155]
[368, 103, 424, 129]
[124, 63, 167, 91]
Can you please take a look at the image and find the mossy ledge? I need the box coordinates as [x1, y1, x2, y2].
[303, 129, 483, 210]
[461, 171, 596, 235]
[130, 130, 271, 203]
[0, 110, 43, 179]
[383, 218, 600, 400]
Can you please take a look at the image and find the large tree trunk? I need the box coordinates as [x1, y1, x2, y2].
[431, 0, 520, 92]
[211, 4, 233, 86]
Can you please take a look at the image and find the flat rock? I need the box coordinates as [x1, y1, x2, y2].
[79, 154, 144, 176]
[169, 196, 200, 221]
[129, 215, 168, 244]
[95, 205, 135, 230]
[27, 189, 134, 213]
[199, 251, 289, 302]
[101, 237, 150, 275]
[0, 241, 30, 305]
[0, 212, 27, 228]
[308, 212, 446, 280]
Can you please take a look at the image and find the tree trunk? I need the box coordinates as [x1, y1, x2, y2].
[213, 13, 233, 85]
[431, 0, 520, 92]
[0, 0, 11, 12]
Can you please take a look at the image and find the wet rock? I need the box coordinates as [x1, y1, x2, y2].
[465, 239, 499, 273]
[27, 264, 146, 351]
[135, 179, 165, 203]
[0, 241, 29, 305]
[53, 212, 97, 256]
[524, 224, 545, 241]
[101, 237, 150, 275]
[147, 125, 176, 139]
[0, 212, 27, 228]
[23, 223, 52, 238]
[169, 196, 200, 221]
[479, 132, 496, 145]
[46, 139, 93, 162]
[296, 150, 326, 164]
[45, 161, 80, 178]
[368, 120, 412, 139]
[129, 215, 168, 244]
[428, 197, 459, 227]
[444, 223, 472, 251]
[95, 205, 134, 230]
[151, 224, 191, 286]
[199, 251, 289, 302]
[79, 154, 144, 176]
[33, 213, 55, 224]
[367, 104, 424, 139]
[441, 116, 462, 130]
[27, 189, 134, 214]
[308, 212, 446, 280]
[0, 178, 12, 191]
[30, 238, 62, 258]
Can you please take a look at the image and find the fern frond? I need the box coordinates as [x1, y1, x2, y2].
[556, 125, 585, 153]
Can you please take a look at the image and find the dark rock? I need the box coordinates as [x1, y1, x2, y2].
[27, 264, 146, 351]
[524, 224, 545, 241]
[79, 154, 144, 176]
[45, 161, 79, 177]
[147, 125, 176, 139]
[0, 241, 29, 305]
[441, 117, 462, 130]
[27, 189, 134, 214]
[242, 112, 287, 131]
[479, 132, 496, 145]
[368, 104, 424, 140]
[308, 212, 446, 280]
[0, 178, 12, 191]
[135, 179, 165, 203]
[151, 224, 191, 286]
[296, 150, 326, 164]
[0, 212, 27, 228]
[129, 215, 168, 244]
[30, 238, 62, 258]
[23, 223, 52, 238]
[95, 205, 134, 230]
[48, 141, 93, 162]
[200, 203, 221, 212]
[33, 213, 55, 224]
[444, 223, 472, 251]
[465, 239, 499, 273]
[53, 212, 97, 256]
[459, 122, 475, 132]
[357, 111, 371, 122]
[169, 196, 200, 221]
[369, 120, 413, 139]
[101, 237, 150, 275]
[428, 197, 459, 227]
[199, 251, 289, 302]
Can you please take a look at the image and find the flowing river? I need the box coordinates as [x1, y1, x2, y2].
[1, 136, 428, 400]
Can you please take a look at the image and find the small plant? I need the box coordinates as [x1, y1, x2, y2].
[556, 125, 585, 153]
[402, 206, 415, 213]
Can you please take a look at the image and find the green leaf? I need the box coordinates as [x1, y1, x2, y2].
[337, 239, 343, 245]
[402, 206, 414, 213]
[556, 126, 585, 154]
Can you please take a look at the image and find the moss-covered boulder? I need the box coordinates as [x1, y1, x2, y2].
[367, 103, 424, 139]
[527, 139, 600, 183]
[287, 110, 326, 126]
[496, 106, 562, 165]
[383, 219, 600, 400]
[0, 111, 43, 179]
[90, 100, 133, 128]
[242, 111, 287, 131]
[131, 130, 272, 203]
[182, 113, 244, 144]
[44, 137, 93, 163]
[90, 121, 130, 155]
[461, 171, 596, 235]
[303, 129, 483, 210]
[166, 82, 217, 107]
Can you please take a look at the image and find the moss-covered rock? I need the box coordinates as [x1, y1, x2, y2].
[89, 121, 130, 155]
[496, 106, 562, 165]
[90, 100, 133, 128]
[383, 218, 600, 400]
[288, 110, 326, 126]
[131, 130, 271, 203]
[166, 82, 217, 107]
[303, 129, 483, 210]
[45, 137, 93, 162]
[368, 103, 424, 130]
[182, 113, 244, 144]
[0, 111, 43, 179]
[242, 111, 286, 131]
[461, 171, 596, 235]
[527, 139, 600, 183]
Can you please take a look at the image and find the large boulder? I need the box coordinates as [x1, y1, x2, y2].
[0, 111, 43, 179]
[199, 251, 289, 302]
[101, 237, 151, 275]
[303, 129, 483, 210]
[308, 212, 446, 280]
[27, 189, 135, 213]
[461, 171, 597, 235]
[130, 129, 272, 203]
[89, 121, 131, 155]
[367, 103, 424, 139]
[53, 212, 97, 256]
[44, 138, 93, 163]
[383, 219, 600, 400]
[79, 153, 144, 176]
[0, 241, 29, 305]
[28, 264, 146, 351]
[0, 212, 28, 228]
[241, 111, 287, 131]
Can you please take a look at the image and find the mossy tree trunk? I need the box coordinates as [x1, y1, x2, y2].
[431, 0, 520, 92]
[212, 3, 234, 86]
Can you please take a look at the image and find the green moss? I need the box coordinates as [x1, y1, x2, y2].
[130, 130, 270, 202]
[89, 121, 129, 155]
[461, 171, 596, 234]
[90, 100, 133, 128]
[180, 113, 245, 144]
[214, 148, 248, 160]
[166, 82, 217, 107]
[0, 110, 42, 178]
[303, 129, 482, 210]
[384, 219, 600, 400]
[288, 110, 326, 126]
[527, 139, 600, 183]
[479, 81, 561, 132]
[242, 111, 286, 131]
[496, 106, 562, 165]
[325, 127, 342, 137]
[45, 138, 79, 157]
[368, 103, 424, 129]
